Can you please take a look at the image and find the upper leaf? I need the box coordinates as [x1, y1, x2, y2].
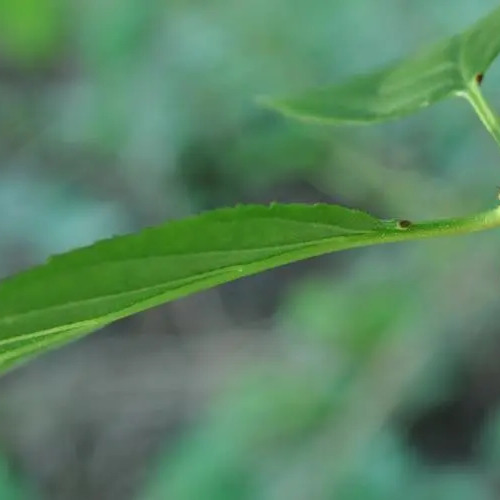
[260, 5, 500, 124]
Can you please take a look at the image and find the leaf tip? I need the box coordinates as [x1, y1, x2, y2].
[255, 94, 308, 121]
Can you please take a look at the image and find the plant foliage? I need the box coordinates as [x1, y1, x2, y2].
[2, 5, 500, 373]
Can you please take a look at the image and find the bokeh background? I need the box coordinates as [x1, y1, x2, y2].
[2, 0, 500, 498]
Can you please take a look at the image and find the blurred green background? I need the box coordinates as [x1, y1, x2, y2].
[2, 0, 500, 498]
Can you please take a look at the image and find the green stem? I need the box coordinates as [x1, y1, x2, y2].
[337, 205, 500, 250]
[464, 82, 500, 150]
[254, 206, 500, 266]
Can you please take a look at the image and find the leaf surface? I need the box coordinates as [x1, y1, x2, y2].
[261, 6, 500, 123]
[0, 203, 393, 370]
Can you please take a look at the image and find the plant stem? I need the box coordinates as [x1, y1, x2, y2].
[464, 83, 500, 150]
[384, 205, 500, 240]
[321, 206, 500, 252]
[254, 206, 500, 272]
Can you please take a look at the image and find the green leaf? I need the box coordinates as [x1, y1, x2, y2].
[1, 202, 500, 372]
[0, 203, 390, 371]
[260, 5, 500, 124]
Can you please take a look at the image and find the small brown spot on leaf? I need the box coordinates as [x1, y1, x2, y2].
[475, 73, 484, 85]
[397, 219, 412, 229]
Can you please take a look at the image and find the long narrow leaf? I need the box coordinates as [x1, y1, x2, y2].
[1, 202, 499, 371]
[0, 203, 394, 369]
